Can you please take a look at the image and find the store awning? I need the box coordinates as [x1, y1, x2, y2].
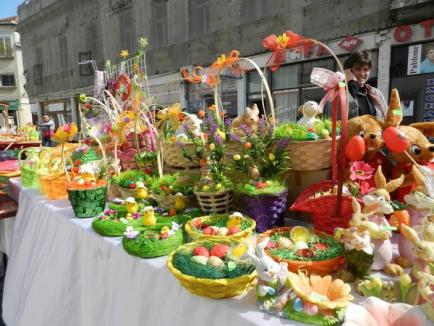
[0, 100, 19, 111]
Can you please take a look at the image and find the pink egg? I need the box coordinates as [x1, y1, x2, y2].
[192, 246, 210, 257]
[210, 244, 230, 258]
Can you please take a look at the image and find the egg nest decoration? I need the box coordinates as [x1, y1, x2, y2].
[171, 242, 255, 279]
[122, 225, 184, 258]
[258, 227, 344, 276]
[111, 169, 151, 191]
[235, 180, 286, 196]
[274, 119, 340, 141]
[149, 174, 194, 196]
[185, 214, 256, 241]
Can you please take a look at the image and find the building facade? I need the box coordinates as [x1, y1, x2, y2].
[17, 0, 434, 127]
[0, 16, 32, 129]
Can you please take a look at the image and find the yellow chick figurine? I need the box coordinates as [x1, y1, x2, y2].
[124, 197, 139, 214]
[174, 192, 186, 211]
[226, 212, 243, 229]
[143, 206, 156, 226]
[135, 182, 149, 200]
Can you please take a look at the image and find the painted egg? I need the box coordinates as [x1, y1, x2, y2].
[192, 218, 203, 229]
[192, 246, 210, 257]
[191, 255, 208, 265]
[210, 244, 230, 258]
[203, 226, 217, 235]
[277, 237, 293, 249]
[383, 127, 410, 153]
[265, 241, 276, 249]
[294, 241, 309, 250]
[208, 256, 224, 267]
[218, 227, 229, 236]
[306, 132, 318, 140]
[345, 135, 366, 161]
[293, 298, 304, 312]
[303, 302, 318, 316]
[227, 226, 241, 235]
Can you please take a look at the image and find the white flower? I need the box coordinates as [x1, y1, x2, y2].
[124, 226, 139, 239]
[168, 222, 181, 236]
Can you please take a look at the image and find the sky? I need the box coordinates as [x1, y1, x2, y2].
[0, 0, 24, 19]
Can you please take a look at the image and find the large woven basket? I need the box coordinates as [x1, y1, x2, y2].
[257, 227, 345, 276]
[153, 193, 196, 210]
[284, 138, 339, 171]
[290, 180, 354, 234]
[19, 148, 49, 189]
[38, 154, 68, 200]
[184, 214, 256, 241]
[194, 189, 233, 214]
[162, 141, 200, 168]
[123, 227, 184, 258]
[67, 184, 108, 218]
[167, 239, 257, 299]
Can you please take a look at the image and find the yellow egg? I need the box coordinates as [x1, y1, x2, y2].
[208, 256, 224, 267]
[290, 226, 311, 243]
[277, 237, 293, 249]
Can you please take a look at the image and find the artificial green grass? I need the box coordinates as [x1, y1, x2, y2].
[282, 302, 342, 326]
[235, 181, 286, 196]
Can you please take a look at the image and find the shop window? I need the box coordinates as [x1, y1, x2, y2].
[189, 0, 211, 36]
[272, 65, 300, 90]
[241, 0, 271, 23]
[0, 74, 16, 87]
[0, 37, 13, 57]
[152, 1, 168, 46]
[79, 52, 93, 76]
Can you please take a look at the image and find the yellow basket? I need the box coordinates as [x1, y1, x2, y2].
[184, 214, 255, 242]
[38, 153, 68, 200]
[167, 240, 257, 299]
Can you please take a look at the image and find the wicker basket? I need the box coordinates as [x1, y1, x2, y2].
[67, 184, 108, 218]
[184, 214, 255, 241]
[123, 227, 184, 258]
[167, 239, 257, 298]
[38, 154, 68, 200]
[19, 148, 49, 189]
[153, 193, 196, 210]
[162, 141, 200, 168]
[290, 180, 354, 234]
[194, 190, 233, 214]
[284, 138, 340, 171]
[257, 227, 345, 276]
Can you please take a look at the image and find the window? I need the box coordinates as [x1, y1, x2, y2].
[0, 37, 13, 57]
[152, 1, 168, 46]
[33, 64, 43, 85]
[79, 52, 93, 76]
[241, 0, 271, 24]
[0, 74, 16, 86]
[59, 36, 68, 68]
[86, 23, 101, 63]
[120, 11, 135, 55]
[190, 0, 211, 36]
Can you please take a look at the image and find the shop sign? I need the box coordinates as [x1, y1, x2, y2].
[393, 19, 434, 43]
[338, 35, 363, 52]
[47, 103, 64, 112]
[423, 78, 434, 121]
[407, 44, 422, 75]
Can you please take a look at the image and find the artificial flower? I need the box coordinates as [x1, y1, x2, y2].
[120, 49, 129, 59]
[52, 123, 78, 144]
[124, 226, 139, 239]
[360, 180, 375, 195]
[286, 272, 353, 310]
[343, 296, 430, 326]
[138, 37, 148, 49]
[350, 161, 375, 181]
[78, 94, 87, 103]
[211, 50, 240, 71]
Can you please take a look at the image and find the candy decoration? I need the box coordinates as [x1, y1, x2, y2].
[383, 127, 410, 153]
[345, 135, 366, 161]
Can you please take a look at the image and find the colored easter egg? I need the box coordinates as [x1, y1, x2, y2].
[208, 256, 224, 267]
[383, 127, 410, 153]
[192, 246, 210, 258]
[210, 244, 230, 258]
[293, 298, 304, 312]
[345, 135, 366, 161]
[191, 255, 208, 265]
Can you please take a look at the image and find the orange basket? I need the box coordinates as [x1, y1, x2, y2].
[38, 153, 68, 200]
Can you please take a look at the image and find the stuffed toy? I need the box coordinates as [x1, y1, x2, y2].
[231, 104, 259, 136]
[174, 113, 203, 139]
[296, 101, 321, 128]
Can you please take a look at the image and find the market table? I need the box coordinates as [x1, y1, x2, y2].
[0, 141, 41, 150]
[3, 179, 322, 326]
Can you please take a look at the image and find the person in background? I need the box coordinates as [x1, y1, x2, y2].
[420, 43, 434, 74]
[343, 50, 387, 120]
[38, 114, 55, 147]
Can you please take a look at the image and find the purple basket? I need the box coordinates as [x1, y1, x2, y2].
[238, 189, 288, 232]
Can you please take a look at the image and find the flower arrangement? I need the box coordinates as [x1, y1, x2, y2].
[229, 116, 289, 195]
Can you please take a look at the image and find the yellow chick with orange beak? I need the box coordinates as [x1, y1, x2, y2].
[226, 212, 243, 229]
[143, 206, 156, 227]
[175, 192, 186, 211]
[135, 181, 149, 200]
[124, 197, 139, 214]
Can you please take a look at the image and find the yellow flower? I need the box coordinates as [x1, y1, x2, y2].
[120, 50, 129, 59]
[209, 143, 216, 151]
[216, 54, 226, 66]
[269, 153, 276, 161]
[277, 33, 289, 48]
[287, 272, 353, 310]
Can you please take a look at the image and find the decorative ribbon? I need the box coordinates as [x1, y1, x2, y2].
[181, 66, 218, 88]
[211, 50, 240, 71]
[310, 68, 345, 113]
[262, 31, 308, 72]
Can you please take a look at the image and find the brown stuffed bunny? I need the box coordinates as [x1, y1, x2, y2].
[382, 90, 434, 201]
[231, 104, 260, 136]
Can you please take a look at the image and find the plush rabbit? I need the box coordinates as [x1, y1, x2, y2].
[417, 271, 434, 322]
[400, 224, 434, 281]
[231, 104, 260, 136]
[244, 237, 290, 314]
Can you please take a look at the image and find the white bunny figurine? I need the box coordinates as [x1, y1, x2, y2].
[400, 224, 434, 281]
[417, 271, 434, 322]
[244, 237, 290, 315]
[174, 113, 203, 140]
[297, 101, 321, 128]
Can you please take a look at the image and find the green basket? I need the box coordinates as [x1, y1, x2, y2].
[19, 148, 50, 189]
[92, 216, 143, 237]
[70, 147, 101, 165]
[67, 185, 108, 218]
[122, 226, 184, 258]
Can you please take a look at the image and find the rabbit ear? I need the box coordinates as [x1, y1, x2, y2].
[298, 105, 304, 114]
[352, 197, 361, 214]
[374, 166, 387, 189]
[251, 104, 259, 114]
[256, 237, 269, 258]
[400, 224, 421, 245]
[385, 174, 405, 193]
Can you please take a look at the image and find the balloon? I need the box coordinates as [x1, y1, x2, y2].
[345, 135, 366, 161]
[383, 127, 410, 153]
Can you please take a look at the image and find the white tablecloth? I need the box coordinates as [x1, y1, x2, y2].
[3, 179, 315, 326]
